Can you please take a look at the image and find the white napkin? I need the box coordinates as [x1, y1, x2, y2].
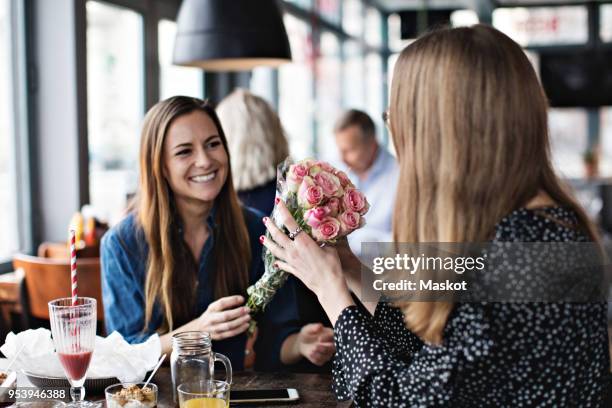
[1, 329, 161, 383]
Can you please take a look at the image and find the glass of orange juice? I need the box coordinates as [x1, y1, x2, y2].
[177, 381, 230, 408]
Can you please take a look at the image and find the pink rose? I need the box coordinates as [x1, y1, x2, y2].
[301, 158, 316, 167]
[342, 188, 369, 215]
[297, 176, 324, 208]
[308, 164, 323, 176]
[334, 170, 352, 188]
[339, 211, 362, 235]
[326, 197, 341, 217]
[287, 164, 309, 192]
[312, 217, 341, 241]
[303, 206, 330, 228]
[313, 171, 343, 198]
[317, 161, 335, 173]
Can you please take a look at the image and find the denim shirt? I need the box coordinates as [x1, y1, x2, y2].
[100, 205, 300, 371]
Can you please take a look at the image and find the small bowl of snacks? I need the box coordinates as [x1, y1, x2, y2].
[105, 383, 158, 408]
[0, 370, 17, 402]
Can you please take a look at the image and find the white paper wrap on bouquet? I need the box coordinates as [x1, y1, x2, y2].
[1, 329, 161, 383]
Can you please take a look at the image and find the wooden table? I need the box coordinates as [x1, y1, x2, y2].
[12, 366, 350, 407]
[117, 367, 350, 407]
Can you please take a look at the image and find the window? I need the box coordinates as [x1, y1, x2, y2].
[343, 40, 365, 110]
[279, 14, 314, 159]
[451, 10, 479, 27]
[317, 0, 341, 25]
[548, 108, 588, 178]
[601, 4, 612, 42]
[86, 1, 144, 225]
[365, 7, 382, 47]
[342, 0, 363, 38]
[0, 0, 28, 264]
[285, 0, 312, 9]
[250, 67, 277, 108]
[158, 19, 204, 100]
[493, 6, 588, 47]
[365, 52, 383, 139]
[0, 0, 18, 261]
[387, 13, 410, 52]
[278, 2, 387, 161]
[316, 31, 342, 161]
[600, 108, 612, 176]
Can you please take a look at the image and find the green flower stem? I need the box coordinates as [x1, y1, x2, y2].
[246, 205, 307, 335]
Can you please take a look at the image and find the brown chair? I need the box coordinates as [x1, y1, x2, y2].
[38, 242, 100, 259]
[12, 254, 105, 333]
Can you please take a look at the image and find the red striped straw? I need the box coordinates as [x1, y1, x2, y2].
[70, 229, 78, 306]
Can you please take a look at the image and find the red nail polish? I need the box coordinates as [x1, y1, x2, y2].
[259, 235, 265, 244]
[275, 197, 280, 204]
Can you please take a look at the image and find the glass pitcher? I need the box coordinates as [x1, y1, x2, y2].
[170, 331, 232, 402]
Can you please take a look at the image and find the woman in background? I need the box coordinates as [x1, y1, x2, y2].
[261, 25, 610, 405]
[216, 88, 288, 216]
[218, 89, 335, 372]
[101, 96, 300, 370]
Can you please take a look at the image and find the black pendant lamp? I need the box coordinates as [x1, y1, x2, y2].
[173, 0, 292, 71]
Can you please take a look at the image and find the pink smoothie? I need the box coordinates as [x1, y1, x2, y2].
[58, 350, 93, 380]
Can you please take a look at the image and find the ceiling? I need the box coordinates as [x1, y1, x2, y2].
[373, 0, 605, 12]
[373, 0, 476, 11]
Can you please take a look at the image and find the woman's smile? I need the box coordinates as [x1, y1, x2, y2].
[188, 171, 217, 184]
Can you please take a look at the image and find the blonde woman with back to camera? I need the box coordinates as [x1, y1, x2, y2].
[217, 88, 289, 216]
[260, 25, 610, 406]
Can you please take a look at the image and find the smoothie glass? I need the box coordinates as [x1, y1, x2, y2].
[49, 297, 98, 407]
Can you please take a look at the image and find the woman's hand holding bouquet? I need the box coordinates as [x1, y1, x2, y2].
[246, 158, 370, 333]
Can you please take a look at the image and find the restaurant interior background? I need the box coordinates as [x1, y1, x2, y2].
[0, 0, 611, 338]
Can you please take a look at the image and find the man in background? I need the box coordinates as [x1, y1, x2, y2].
[334, 109, 399, 257]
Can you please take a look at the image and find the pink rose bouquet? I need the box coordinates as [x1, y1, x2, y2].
[246, 158, 369, 333]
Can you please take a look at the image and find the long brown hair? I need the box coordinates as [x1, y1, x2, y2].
[136, 96, 251, 333]
[389, 25, 598, 344]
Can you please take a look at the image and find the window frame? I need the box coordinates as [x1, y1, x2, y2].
[492, 2, 612, 180]
[601, 2, 612, 43]
[0, 0, 34, 273]
[492, 2, 612, 53]
[279, 0, 390, 156]
[76, 0, 204, 210]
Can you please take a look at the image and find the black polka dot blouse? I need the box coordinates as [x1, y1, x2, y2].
[332, 207, 610, 407]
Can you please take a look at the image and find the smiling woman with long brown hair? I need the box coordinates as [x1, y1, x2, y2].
[138, 98, 250, 337]
[261, 25, 610, 406]
[101, 96, 301, 370]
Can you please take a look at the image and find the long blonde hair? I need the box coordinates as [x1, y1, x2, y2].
[136, 96, 251, 333]
[216, 88, 289, 191]
[389, 25, 598, 344]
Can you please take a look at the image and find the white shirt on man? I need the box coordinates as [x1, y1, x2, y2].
[338, 146, 399, 257]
